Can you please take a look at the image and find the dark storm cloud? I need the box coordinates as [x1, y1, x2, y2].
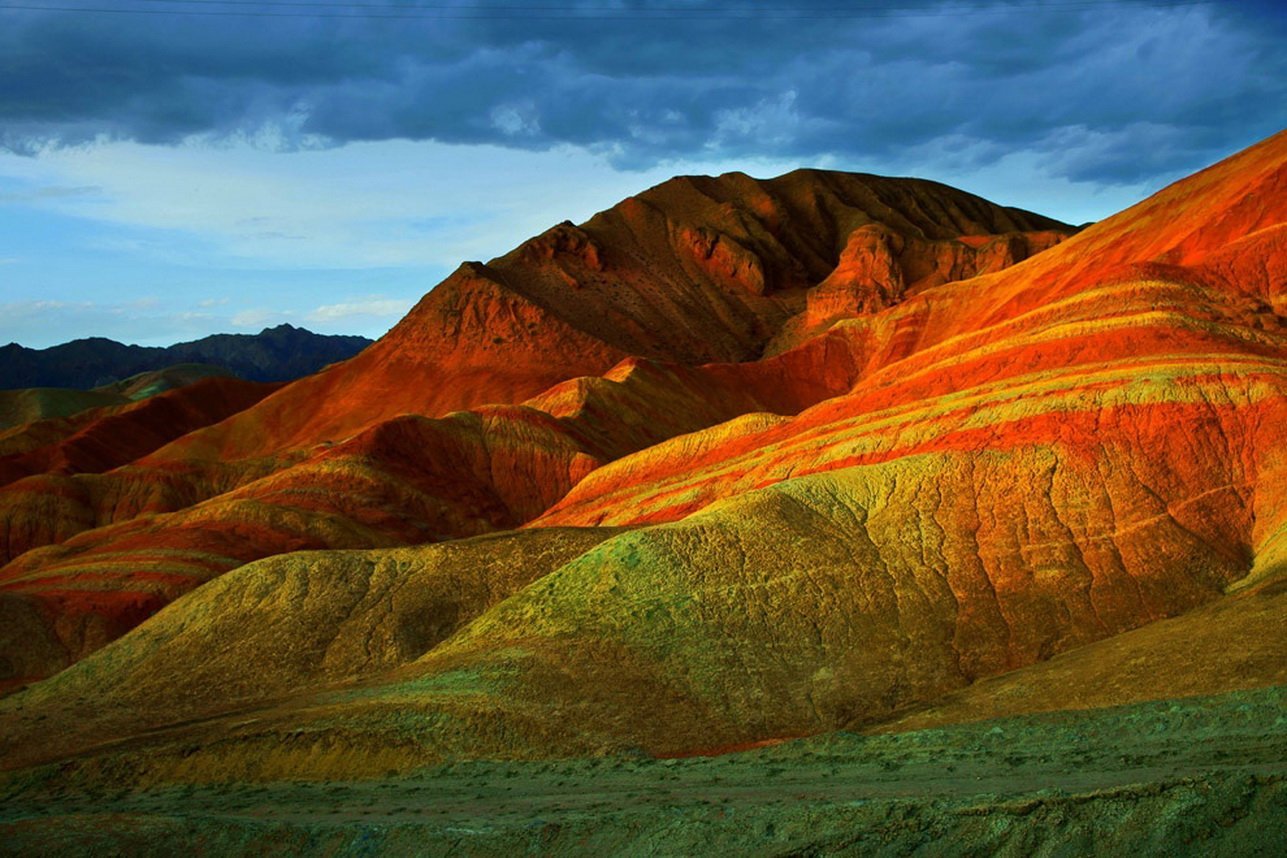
[1, 1, 1283, 184]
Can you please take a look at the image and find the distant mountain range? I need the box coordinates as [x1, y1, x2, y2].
[0, 324, 373, 390]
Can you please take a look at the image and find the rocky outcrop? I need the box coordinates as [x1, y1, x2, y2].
[781, 225, 1068, 350]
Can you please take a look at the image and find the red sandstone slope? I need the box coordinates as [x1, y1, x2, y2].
[537, 130, 1287, 529]
[5, 114, 1277, 705]
[151, 172, 1067, 464]
[203, 129, 1283, 761]
[0, 174, 1066, 567]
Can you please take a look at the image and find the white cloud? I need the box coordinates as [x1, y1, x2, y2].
[306, 297, 412, 323]
[491, 103, 542, 138]
[0, 128, 1163, 289]
[712, 91, 801, 149]
[230, 308, 290, 328]
[0, 185, 101, 203]
[0, 138, 808, 272]
[0, 299, 221, 347]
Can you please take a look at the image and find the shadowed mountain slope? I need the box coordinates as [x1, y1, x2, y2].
[0, 389, 126, 432]
[0, 365, 237, 451]
[0, 376, 278, 490]
[1, 325, 371, 389]
[91, 363, 236, 400]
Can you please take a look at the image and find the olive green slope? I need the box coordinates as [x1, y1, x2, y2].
[2, 438, 1282, 783]
[0, 527, 618, 773]
[0, 388, 127, 432]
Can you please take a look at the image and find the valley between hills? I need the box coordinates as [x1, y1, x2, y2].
[0, 130, 1284, 855]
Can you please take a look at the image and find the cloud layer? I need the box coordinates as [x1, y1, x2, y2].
[2, 1, 1283, 349]
[3, 1, 1283, 186]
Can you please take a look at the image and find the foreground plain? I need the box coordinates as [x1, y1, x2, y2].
[2, 687, 1284, 856]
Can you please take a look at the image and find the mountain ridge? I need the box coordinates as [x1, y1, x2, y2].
[0, 323, 372, 389]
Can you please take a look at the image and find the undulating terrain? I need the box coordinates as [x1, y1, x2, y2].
[1, 130, 1284, 854]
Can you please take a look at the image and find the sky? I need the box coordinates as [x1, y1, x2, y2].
[0, 0, 1283, 348]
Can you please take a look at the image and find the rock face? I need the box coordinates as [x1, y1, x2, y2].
[790, 224, 1067, 348]
[0, 132, 1283, 782]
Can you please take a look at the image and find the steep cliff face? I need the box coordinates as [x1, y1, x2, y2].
[784, 224, 1068, 350]
[478, 170, 1067, 365]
